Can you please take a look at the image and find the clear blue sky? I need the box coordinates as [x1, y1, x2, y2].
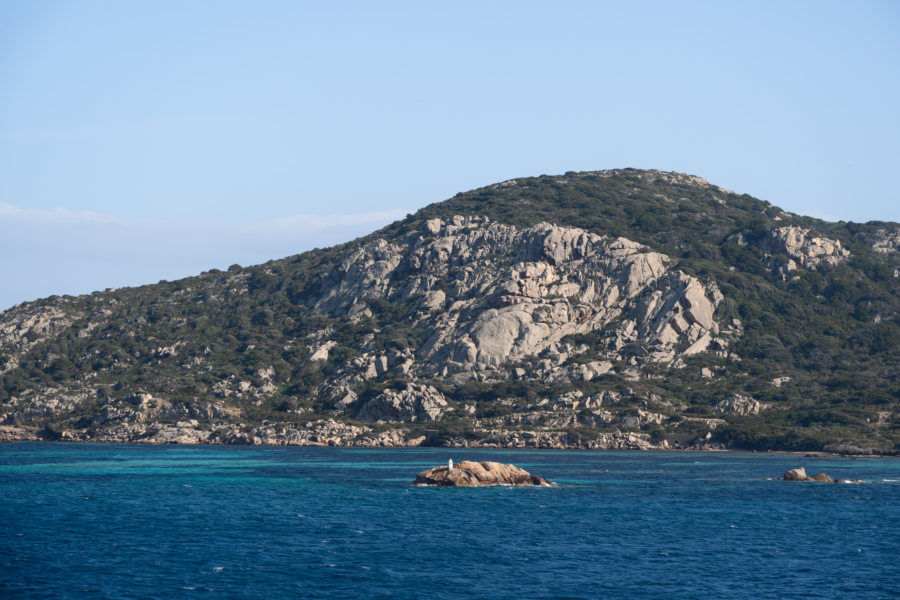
[1, 0, 898, 309]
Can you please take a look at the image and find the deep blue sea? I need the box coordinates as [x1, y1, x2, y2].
[1, 443, 898, 599]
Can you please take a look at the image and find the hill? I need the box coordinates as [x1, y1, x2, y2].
[1, 169, 898, 452]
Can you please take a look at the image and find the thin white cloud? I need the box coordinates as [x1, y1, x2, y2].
[0, 204, 414, 309]
[0, 202, 409, 233]
[0, 202, 119, 224]
[0, 116, 229, 142]
[236, 209, 410, 235]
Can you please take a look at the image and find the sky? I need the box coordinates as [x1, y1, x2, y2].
[1, 0, 898, 310]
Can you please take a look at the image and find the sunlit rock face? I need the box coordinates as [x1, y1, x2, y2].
[413, 460, 554, 487]
[312, 216, 729, 385]
[762, 226, 850, 270]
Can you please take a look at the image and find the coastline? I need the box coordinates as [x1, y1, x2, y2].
[1, 424, 896, 457]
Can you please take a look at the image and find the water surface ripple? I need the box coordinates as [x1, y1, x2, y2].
[1, 443, 898, 599]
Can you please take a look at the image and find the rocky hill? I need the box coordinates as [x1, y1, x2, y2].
[1, 169, 898, 452]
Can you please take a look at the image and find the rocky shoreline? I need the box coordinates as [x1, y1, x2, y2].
[0, 421, 725, 450]
[2, 422, 896, 455]
[1, 170, 897, 461]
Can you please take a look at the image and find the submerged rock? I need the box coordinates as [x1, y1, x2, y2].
[413, 460, 554, 487]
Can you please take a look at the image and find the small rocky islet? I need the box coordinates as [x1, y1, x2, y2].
[413, 460, 555, 487]
[782, 467, 860, 484]
[412, 463, 868, 488]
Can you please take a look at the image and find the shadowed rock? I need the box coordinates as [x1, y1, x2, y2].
[357, 382, 447, 423]
[414, 460, 555, 487]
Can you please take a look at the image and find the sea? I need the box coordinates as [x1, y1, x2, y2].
[1, 443, 898, 599]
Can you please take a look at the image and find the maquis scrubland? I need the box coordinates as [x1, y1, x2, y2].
[2, 170, 897, 453]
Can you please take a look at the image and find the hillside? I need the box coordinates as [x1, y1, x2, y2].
[1, 169, 898, 452]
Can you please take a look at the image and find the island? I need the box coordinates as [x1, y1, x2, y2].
[414, 460, 555, 487]
[782, 467, 857, 484]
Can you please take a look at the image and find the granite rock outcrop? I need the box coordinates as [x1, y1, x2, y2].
[1, 168, 896, 453]
[357, 383, 448, 422]
[311, 216, 730, 390]
[761, 226, 850, 278]
[782, 467, 851, 483]
[714, 393, 763, 416]
[413, 460, 554, 487]
[872, 228, 900, 254]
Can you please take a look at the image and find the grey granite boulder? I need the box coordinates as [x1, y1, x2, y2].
[357, 383, 448, 423]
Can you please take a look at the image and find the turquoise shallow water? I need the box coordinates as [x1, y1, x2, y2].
[1, 443, 898, 599]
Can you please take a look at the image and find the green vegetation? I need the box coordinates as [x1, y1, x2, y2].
[1, 169, 897, 452]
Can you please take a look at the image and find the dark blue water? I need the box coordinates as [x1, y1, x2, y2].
[1, 444, 898, 599]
